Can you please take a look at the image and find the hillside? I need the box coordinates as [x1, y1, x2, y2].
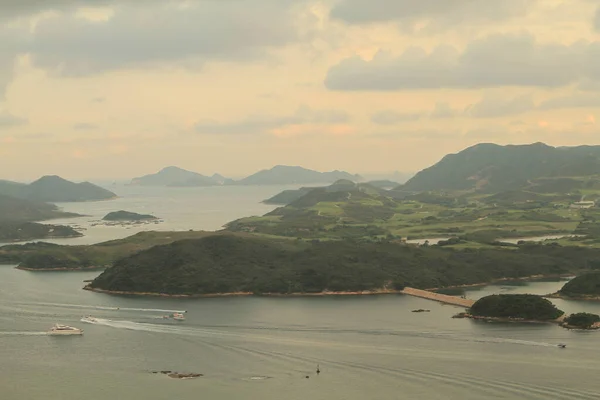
[131, 166, 232, 187]
[558, 272, 600, 297]
[0, 176, 116, 202]
[469, 294, 564, 320]
[403, 143, 600, 193]
[0, 194, 79, 222]
[236, 165, 362, 185]
[85, 235, 600, 296]
[0, 222, 81, 242]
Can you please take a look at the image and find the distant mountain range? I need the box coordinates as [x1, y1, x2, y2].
[131, 165, 362, 187]
[0, 176, 116, 203]
[402, 142, 600, 193]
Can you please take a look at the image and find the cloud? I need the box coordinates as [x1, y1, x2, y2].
[325, 33, 599, 91]
[371, 110, 422, 125]
[91, 97, 105, 103]
[25, 1, 304, 76]
[467, 94, 535, 118]
[430, 102, 459, 119]
[595, 6, 600, 32]
[539, 92, 600, 110]
[0, 0, 160, 20]
[0, 110, 28, 127]
[73, 123, 98, 130]
[330, 0, 535, 27]
[195, 106, 350, 135]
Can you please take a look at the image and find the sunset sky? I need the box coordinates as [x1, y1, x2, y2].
[1, 0, 600, 181]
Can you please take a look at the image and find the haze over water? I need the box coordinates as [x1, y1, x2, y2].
[2, 186, 600, 399]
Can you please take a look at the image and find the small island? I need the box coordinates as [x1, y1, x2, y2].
[102, 210, 158, 222]
[463, 294, 564, 322]
[561, 313, 600, 330]
[548, 272, 600, 300]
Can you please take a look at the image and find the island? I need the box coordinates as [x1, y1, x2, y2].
[0, 175, 116, 202]
[561, 313, 600, 329]
[463, 294, 564, 322]
[79, 234, 600, 297]
[549, 272, 600, 300]
[131, 166, 232, 187]
[0, 193, 83, 242]
[103, 210, 158, 222]
[0, 222, 82, 242]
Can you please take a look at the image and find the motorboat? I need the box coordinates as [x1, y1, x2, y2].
[558, 343, 566, 348]
[48, 324, 83, 336]
[172, 312, 185, 321]
[81, 316, 98, 324]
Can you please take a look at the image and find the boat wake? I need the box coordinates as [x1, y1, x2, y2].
[21, 302, 186, 314]
[0, 331, 49, 336]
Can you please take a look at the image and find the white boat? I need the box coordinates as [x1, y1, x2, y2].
[81, 316, 98, 324]
[48, 324, 83, 336]
[172, 313, 185, 321]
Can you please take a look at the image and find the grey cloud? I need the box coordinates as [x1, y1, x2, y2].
[595, 6, 600, 31]
[26, 1, 302, 76]
[371, 110, 422, 125]
[430, 102, 459, 119]
[0, 0, 160, 20]
[195, 106, 350, 135]
[325, 33, 596, 91]
[0, 111, 28, 128]
[330, 0, 535, 26]
[538, 93, 600, 109]
[91, 97, 105, 103]
[467, 94, 535, 118]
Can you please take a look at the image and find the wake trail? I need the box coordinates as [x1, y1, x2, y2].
[0, 332, 49, 336]
[19, 302, 186, 314]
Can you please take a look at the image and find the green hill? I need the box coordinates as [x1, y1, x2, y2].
[470, 294, 564, 320]
[84, 235, 600, 296]
[558, 272, 600, 297]
[0, 176, 116, 202]
[403, 143, 600, 193]
[0, 222, 81, 242]
[103, 211, 158, 221]
[0, 194, 78, 222]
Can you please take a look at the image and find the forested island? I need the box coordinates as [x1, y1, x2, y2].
[0, 222, 82, 242]
[561, 313, 600, 329]
[103, 211, 158, 221]
[467, 294, 564, 322]
[81, 235, 600, 297]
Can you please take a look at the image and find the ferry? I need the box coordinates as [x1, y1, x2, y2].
[48, 324, 83, 336]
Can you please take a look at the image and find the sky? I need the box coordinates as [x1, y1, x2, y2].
[1, 0, 600, 181]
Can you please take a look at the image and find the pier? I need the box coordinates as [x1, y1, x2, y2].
[401, 287, 475, 308]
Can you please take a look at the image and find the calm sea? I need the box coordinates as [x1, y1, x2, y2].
[1, 185, 600, 399]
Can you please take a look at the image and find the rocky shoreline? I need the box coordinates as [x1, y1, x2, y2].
[452, 312, 566, 326]
[546, 292, 600, 301]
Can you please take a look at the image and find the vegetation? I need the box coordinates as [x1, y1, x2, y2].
[559, 272, 600, 297]
[0, 176, 115, 202]
[402, 142, 600, 193]
[0, 222, 81, 242]
[0, 230, 256, 269]
[469, 294, 564, 320]
[84, 234, 600, 295]
[103, 210, 158, 221]
[563, 313, 600, 329]
[0, 194, 79, 222]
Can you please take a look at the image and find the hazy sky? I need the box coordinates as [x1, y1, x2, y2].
[1, 0, 600, 181]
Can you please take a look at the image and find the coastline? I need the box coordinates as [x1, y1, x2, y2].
[83, 286, 408, 299]
[545, 292, 600, 301]
[17, 265, 107, 272]
[426, 274, 573, 292]
[454, 312, 567, 326]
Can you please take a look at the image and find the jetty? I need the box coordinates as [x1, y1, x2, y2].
[401, 287, 475, 308]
